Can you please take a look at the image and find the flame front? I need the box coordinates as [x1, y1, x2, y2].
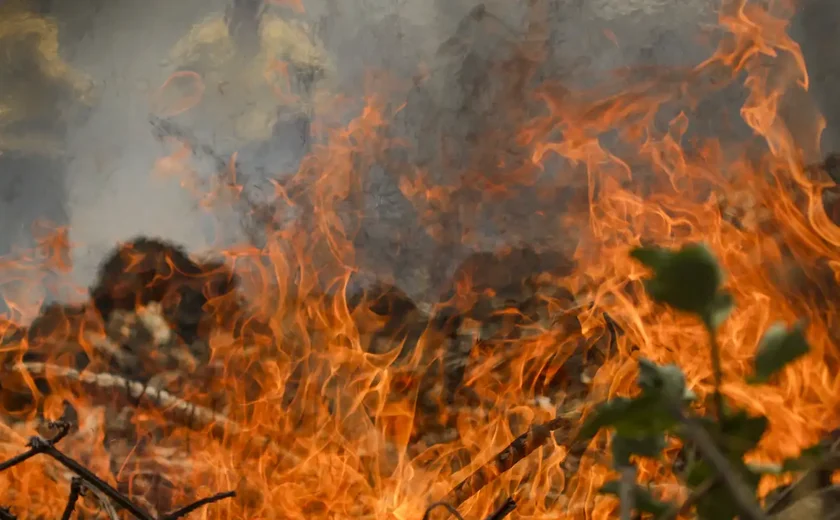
[1, 1, 839, 519]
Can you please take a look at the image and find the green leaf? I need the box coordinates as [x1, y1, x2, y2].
[578, 395, 676, 441]
[629, 246, 670, 271]
[748, 321, 810, 384]
[686, 458, 761, 520]
[720, 411, 769, 457]
[578, 397, 633, 440]
[637, 358, 691, 403]
[579, 359, 689, 443]
[630, 243, 724, 315]
[612, 432, 666, 466]
[599, 480, 673, 516]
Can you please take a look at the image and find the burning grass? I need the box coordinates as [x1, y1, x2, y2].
[1, 0, 840, 518]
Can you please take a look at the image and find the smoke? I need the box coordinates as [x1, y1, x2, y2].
[50, 0, 231, 294]
[3, 0, 837, 310]
[791, 0, 840, 154]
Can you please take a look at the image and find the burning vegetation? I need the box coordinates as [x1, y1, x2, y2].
[1, 0, 840, 519]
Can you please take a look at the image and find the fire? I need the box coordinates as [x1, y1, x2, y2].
[1, 0, 839, 519]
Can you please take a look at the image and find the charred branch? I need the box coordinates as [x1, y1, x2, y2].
[421, 496, 515, 520]
[422, 502, 463, 520]
[484, 498, 516, 520]
[10, 362, 301, 466]
[161, 491, 237, 520]
[59, 478, 84, 520]
[0, 420, 69, 472]
[442, 412, 582, 508]
[0, 422, 235, 520]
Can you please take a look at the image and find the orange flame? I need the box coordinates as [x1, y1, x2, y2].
[1, 1, 839, 519]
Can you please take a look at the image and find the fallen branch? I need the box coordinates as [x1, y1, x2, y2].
[422, 502, 464, 520]
[421, 497, 516, 520]
[161, 491, 237, 520]
[0, 420, 70, 471]
[10, 362, 301, 466]
[658, 477, 718, 520]
[0, 422, 236, 520]
[25, 435, 155, 519]
[59, 478, 84, 520]
[441, 412, 583, 507]
[674, 413, 767, 520]
[484, 498, 516, 520]
[765, 430, 840, 515]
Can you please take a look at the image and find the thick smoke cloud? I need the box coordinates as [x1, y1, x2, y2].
[2, 0, 839, 310]
[51, 0, 231, 291]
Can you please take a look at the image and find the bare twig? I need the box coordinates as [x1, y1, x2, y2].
[88, 487, 121, 520]
[0, 443, 41, 472]
[441, 412, 582, 507]
[26, 436, 155, 520]
[421, 496, 516, 520]
[765, 441, 840, 514]
[658, 477, 718, 519]
[0, 507, 16, 520]
[161, 491, 237, 520]
[675, 413, 767, 520]
[485, 498, 516, 520]
[60, 477, 84, 520]
[422, 502, 465, 520]
[768, 470, 835, 515]
[0, 421, 69, 471]
[0, 428, 236, 520]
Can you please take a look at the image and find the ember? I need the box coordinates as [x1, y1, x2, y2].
[1, 0, 839, 519]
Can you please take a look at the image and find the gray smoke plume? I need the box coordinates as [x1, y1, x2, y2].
[1, 0, 838, 311]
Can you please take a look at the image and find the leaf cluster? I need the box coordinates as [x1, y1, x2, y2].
[582, 243, 821, 519]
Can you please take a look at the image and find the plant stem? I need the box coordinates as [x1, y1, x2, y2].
[618, 465, 636, 520]
[674, 413, 767, 520]
[658, 477, 718, 519]
[703, 319, 726, 421]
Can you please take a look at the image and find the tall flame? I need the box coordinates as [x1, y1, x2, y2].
[1, 1, 838, 519]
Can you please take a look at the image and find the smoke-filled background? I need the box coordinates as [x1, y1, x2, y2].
[1, 0, 837, 312]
